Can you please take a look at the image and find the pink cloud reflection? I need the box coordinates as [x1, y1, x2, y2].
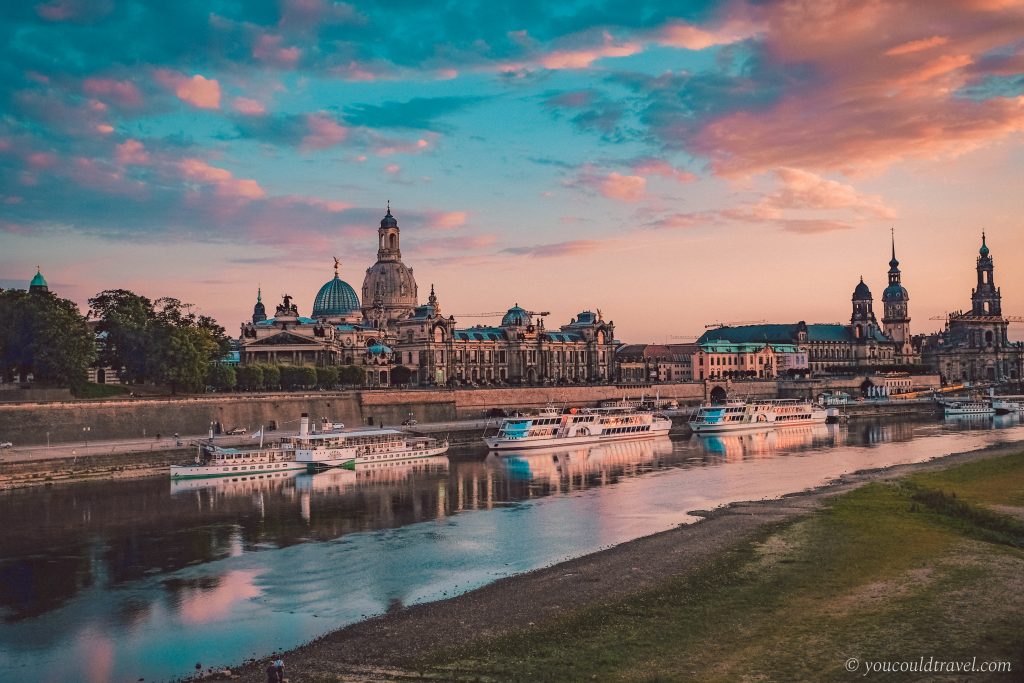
[177, 570, 262, 625]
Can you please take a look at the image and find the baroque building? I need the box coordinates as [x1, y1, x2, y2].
[920, 234, 1022, 382]
[239, 207, 617, 386]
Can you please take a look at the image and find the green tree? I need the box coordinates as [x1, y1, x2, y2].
[339, 365, 365, 385]
[279, 365, 300, 390]
[207, 363, 237, 391]
[88, 289, 153, 383]
[297, 366, 317, 389]
[316, 366, 339, 389]
[260, 364, 280, 390]
[0, 289, 96, 390]
[237, 364, 263, 391]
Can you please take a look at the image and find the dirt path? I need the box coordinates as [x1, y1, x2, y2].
[226, 441, 1024, 682]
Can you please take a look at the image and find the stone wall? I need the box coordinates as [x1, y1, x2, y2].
[0, 375, 943, 445]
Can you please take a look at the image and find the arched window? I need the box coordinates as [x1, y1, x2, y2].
[389, 233, 397, 249]
[434, 327, 444, 343]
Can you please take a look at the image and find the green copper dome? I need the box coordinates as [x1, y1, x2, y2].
[29, 268, 48, 292]
[312, 274, 360, 317]
[501, 304, 531, 327]
[979, 232, 989, 257]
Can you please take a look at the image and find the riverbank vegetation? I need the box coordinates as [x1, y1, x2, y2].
[413, 452, 1024, 682]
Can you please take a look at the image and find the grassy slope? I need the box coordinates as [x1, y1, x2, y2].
[417, 453, 1024, 682]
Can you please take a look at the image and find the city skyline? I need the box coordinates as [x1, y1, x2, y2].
[2, 1, 1023, 342]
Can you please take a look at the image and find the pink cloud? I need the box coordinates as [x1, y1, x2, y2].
[115, 139, 149, 165]
[155, 70, 221, 109]
[253, 34, 302, 66]
[384, 163, 401, 174]
[677, 2, 1024, 177]
[503, 239, 612, 258]
[631, 159, 696, 183]
[36, 0, 111, 22]
[755, 168, 896, 219]
[598, 172, 646, 202]
[654, 19, 761, 50]
[430, 211, 468, 229]
[179, 158, 265, 199]
[301, 113, 348, 150]
[27, 152, 58, 169]
[82, 78, 143, 108]
[95, 124, 114, 134]
[232, 97, 266, 115]
[501, 31, 641, 72]
[886, 35, 950, 56]
[375, 137, 431, 156]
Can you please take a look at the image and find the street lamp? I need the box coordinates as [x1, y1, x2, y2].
[82, 426, 91, 449]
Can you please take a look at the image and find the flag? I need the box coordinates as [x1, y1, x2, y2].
[250, 428, 263, 439]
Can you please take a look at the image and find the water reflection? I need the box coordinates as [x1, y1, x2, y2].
[1, 415, 1023, 682]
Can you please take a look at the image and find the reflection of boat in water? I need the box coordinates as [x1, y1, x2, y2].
[170, 468, 302, 495]
[696, 423, 833, 459]
[484, 406, 671, 450]
[294, 455, 450, 493]
[688, 400, 826, 433]
[486, 436, 673, 481]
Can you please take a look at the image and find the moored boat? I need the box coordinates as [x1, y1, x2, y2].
[942, 400, 995, 416]
[688, 399, 827, 434]
[171, 413, 447, 479]
[484, 406, 672, 451]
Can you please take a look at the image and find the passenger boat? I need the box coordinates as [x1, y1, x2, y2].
[942, 401, 995, 416]
[991, 398, 1024, 415]
[170, 414, 448, 479]
[687, 399, 827, 434]
[483, 406, 672, 451]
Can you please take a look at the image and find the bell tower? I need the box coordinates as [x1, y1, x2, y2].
[377, 201, 401, 261]
[971, 232, 1001, 316]
[881, 230, 911, 355]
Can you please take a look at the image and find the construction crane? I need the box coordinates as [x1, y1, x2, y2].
[704, 319, 768, 329]
[452, 309, 551, 318]
[930, 314, 1024, 323]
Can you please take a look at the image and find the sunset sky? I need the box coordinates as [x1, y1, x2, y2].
[1, 0, 1023, 342]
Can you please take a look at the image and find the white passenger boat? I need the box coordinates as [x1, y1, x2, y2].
[171, 414, 448, 479]
[483, 406, 672, 451]
[688, 399, 827, 434]
[942, 401, 995, 416]
[991, 398, 1023, 415]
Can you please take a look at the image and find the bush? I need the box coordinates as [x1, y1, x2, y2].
[339, 365, 365, 385]
[317, 366, 339, 388]
[207, 363, 237, 391]
[236, 364, 263, 391]
[260, 364, 280, 390]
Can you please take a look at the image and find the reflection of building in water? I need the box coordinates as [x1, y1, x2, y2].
[696, 424, 834, 461]
[485, 437, 674, 491]
[850, 418, 918, 445]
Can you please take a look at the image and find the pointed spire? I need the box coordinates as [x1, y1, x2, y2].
[386, 199, 391, 216]
[257, 286, 262, 303]
[980, 230, 990, 257]
[889, 228, 900, 270]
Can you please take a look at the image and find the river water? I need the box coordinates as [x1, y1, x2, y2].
[1, 414, 1023, 682]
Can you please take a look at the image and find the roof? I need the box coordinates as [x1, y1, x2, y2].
[255, 316, 319, 326]
[501, 305, 531, 327]
[882, 283, 909, 302]
[699, 341, 801, 354]
[699, 324, 802, 344]
[454, 327, 507, 341]
[852, 278, 872, 300]
[543, 331, 584, 342]
[312, 274, 360, 317]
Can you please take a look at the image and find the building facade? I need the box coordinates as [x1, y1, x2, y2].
[920, 234, 1022, 382]
[239, 207, 617, 386]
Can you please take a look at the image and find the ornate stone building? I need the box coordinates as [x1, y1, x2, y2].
[239, 207, 617, 386]
[920, 234, 1022, 382]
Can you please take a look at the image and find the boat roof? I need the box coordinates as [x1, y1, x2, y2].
[293, 428, 405, 440]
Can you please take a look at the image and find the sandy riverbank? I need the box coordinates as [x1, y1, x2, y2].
[219, 439, 1023, 682]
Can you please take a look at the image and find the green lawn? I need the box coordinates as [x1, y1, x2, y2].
[416, 452, 1024, 682]
[73, 382, 130, 399]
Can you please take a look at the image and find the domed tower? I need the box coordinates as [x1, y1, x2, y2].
[251, 287, 267, 324]
[881, 232, 911, 353]
[851, 277, 878, 341]
[361, 204, 418, 324]
[501, 304, 532, 328]
[971, 232, 1001, 317]
[313, 259, 361, 322]
[29, 267, 48, 294]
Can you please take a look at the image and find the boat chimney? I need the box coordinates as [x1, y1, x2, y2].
[300, 413, 310, 437]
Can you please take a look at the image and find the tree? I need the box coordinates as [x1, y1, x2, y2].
[207, 363, 237, 391]
[237, 364, 263, 391]
[260, 364, 280, 390]
[279, 365, 301, 390]
[339, 365, 365, 385]
[316, 366, 339, 389]
[0, 289, 96, 390]
[88, 289, 153, 383]
[297, 366, 317, 389]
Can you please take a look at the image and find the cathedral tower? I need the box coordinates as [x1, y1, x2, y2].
[851, 277, 878, 341]
[881, 232, 911, 356]
[361, 204, 419, 324]
[971, 232, 1001, 317]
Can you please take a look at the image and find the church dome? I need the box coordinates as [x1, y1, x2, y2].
[979, 232, 990, 257]
[882, 283, 909, 302]
[313, 274, 360, 318]
[501, 304, 531, 327]
[852, 278, 872, 300]
[29, 268, 48, 293]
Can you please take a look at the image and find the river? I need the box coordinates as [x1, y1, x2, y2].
[1, 413, 1022, 682]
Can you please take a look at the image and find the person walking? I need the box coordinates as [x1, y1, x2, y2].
[273, 655, 285, 682]
[265, 659, 278, 683]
